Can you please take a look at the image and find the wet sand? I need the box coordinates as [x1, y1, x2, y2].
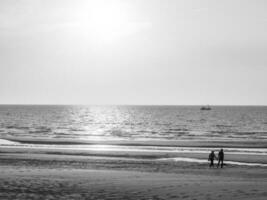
[0, 152, 267, 200]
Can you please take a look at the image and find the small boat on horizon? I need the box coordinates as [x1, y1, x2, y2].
[200, 106, 211, 110]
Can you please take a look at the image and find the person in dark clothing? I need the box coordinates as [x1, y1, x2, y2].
[217, 149, 224, 168]
[208, 151, 216, 168]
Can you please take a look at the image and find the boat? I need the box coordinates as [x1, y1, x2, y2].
[200, 106, 211, 110]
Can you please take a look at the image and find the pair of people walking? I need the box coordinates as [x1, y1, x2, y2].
[208, 149, 224, 168]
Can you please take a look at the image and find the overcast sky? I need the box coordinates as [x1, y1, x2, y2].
[0, 0, 266, 105]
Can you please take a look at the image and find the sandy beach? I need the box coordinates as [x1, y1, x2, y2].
[1, 0, 267, 197]
[1, 149, 267, 200]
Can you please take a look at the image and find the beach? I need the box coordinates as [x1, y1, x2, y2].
[1, 0, 267, 197]
[0, 105, 267, 199]
[1, 141, 267, 200]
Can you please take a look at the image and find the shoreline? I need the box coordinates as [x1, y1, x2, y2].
[1, 151, 267, 200]
[1, 138, 267, 166]
[1, 147, 267, 166]
[1, 135, 267, 199]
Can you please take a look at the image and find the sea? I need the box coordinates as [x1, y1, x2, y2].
[0, 105, 267, 166]
[1, 105, 267, 141]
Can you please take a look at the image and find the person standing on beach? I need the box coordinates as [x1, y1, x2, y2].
[208, 151, 216, 168]
[217, 149, 224, 168]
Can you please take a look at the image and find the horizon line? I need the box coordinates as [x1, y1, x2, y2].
[0, 104, 266, 106]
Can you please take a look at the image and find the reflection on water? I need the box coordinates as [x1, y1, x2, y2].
[0, 105, 267, 141]
[159, 157, 267, 167]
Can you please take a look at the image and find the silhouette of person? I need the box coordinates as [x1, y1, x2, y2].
[208, 151, 216, 167]
[217, 149, 224, 168]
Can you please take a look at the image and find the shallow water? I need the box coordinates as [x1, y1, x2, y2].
[158, 157, 267, 167]
[1, 139, 267, 167]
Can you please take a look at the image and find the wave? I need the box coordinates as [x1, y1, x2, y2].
[6, 125, 29, 130]
[162, 131, 188, 135]
[0, 138, 18, 145]
[167, 128, 189, 132]
[1, 137, 267, 155]
[1, 135, 267, 150]
[29, 130, 52, 134]
[70, 128, 86, 132]
[215, 124, 235, 128]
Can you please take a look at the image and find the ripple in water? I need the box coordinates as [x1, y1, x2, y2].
[0, 105, 267, 141]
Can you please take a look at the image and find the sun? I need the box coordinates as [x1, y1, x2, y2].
[70, 1, 148, 45]
[87, 2, 132, 43]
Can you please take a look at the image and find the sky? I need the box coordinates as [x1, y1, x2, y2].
[0, 0, 266, 105]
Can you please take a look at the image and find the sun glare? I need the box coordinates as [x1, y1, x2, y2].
[87, 2, 132, 43]
[69, 1, 149, 45]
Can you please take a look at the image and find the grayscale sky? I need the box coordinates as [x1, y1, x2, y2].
[0, 0, 266, 105]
